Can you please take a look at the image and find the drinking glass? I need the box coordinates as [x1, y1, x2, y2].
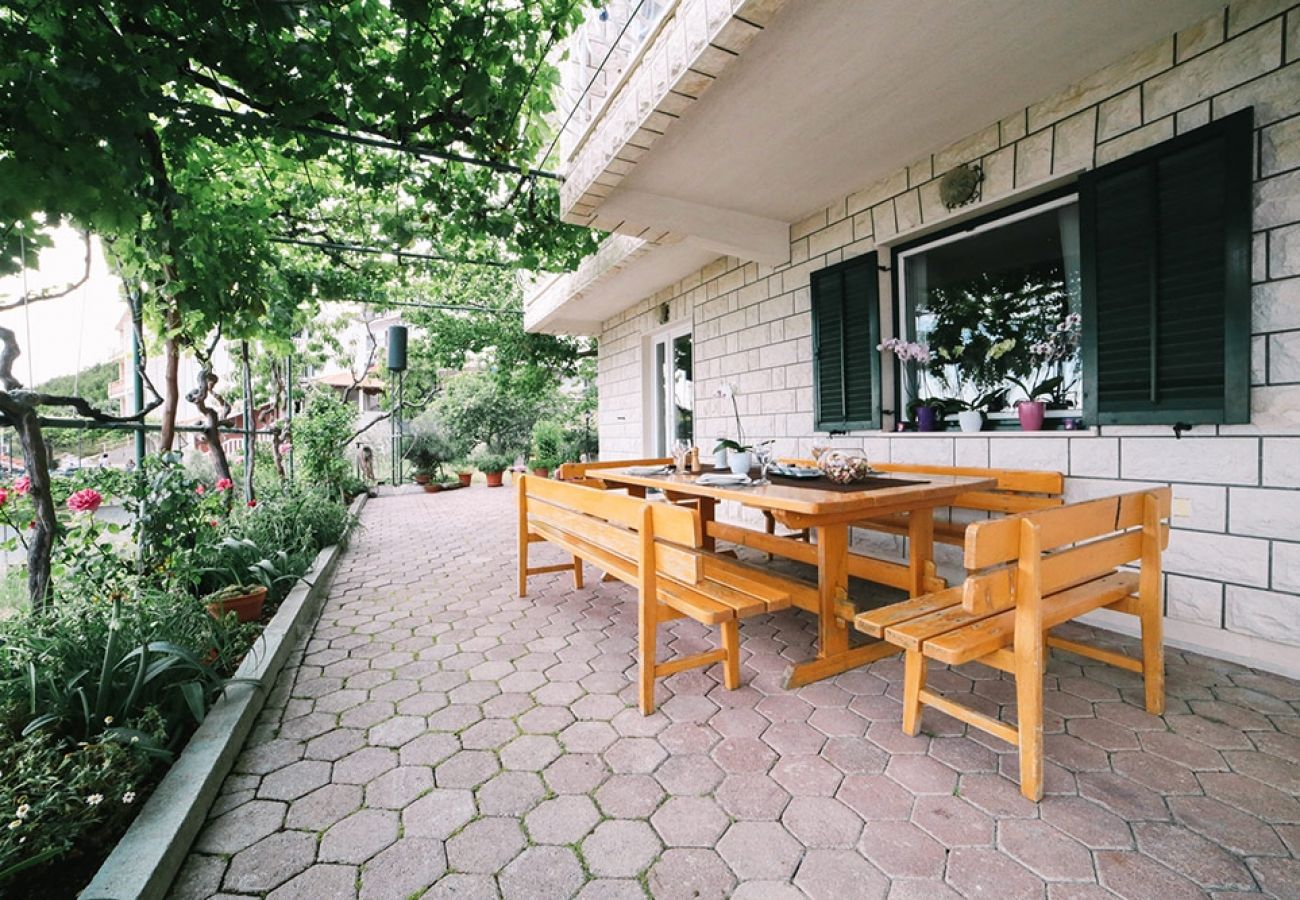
[810, 443, 829, 464]
[753, 444, 775, 485]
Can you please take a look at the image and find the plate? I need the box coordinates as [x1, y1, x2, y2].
[772, 465, 821, 479]
[695, 473, 752, 486]
[626, 465, 671, 475]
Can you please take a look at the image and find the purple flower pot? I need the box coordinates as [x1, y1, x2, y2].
[1017, 400, 1046, 431]
[916, 406, 940, 432]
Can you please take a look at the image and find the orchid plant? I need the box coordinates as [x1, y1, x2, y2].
[1010, 312, 1081, 406]
[713, 382, 750, 453]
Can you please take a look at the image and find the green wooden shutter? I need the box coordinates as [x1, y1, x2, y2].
[1080, 108, 1253, 425]
[812, 253, 881, 431]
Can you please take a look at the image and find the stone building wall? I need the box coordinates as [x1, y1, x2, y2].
[595, 0, 1300, 676]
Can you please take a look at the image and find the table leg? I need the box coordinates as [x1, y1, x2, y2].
[907, 506, 935, 598]
[783, 522, 898, 689]
[696, 497, 716, 551]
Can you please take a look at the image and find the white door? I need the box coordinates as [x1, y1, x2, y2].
[649, 326, 693, 457]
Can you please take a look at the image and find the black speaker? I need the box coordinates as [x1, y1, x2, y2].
[386, 325, 408, 372]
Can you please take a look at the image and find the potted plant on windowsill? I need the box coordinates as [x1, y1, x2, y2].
[948, 388, 1009, 433]
[470, 449, 514, 487]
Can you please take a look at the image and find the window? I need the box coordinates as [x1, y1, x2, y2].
[812, 253, 881, 431]
[649, 326, 693, 456]
[1080, 109, 1253, 425]
[896, 197, 1082, 422]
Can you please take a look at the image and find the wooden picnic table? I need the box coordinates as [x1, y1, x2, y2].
[596, 466, 997, 688]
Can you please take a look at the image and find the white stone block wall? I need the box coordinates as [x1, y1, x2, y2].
[594, 0, 1300, 676]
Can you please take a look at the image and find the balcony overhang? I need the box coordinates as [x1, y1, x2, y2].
[525, 235, 720, 336]
[568, 0, 1224, 229]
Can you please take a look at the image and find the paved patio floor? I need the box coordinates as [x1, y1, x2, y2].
[171, 486, 1300, 899]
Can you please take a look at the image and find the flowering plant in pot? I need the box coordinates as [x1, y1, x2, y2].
[879, 339, 944, 430]
[1010, 313, 1081, 430]
[946, 388, 1009, 433]
[713, 383, 755, 473]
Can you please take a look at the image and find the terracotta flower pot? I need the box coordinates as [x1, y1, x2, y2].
[457, 472, 473, 487]
[206, 586, 268, 623]
[485, 470, 505, 487]
[1017, 400, 1046, 431]
[413, 473, 431, 485]
[422, 483, 442, 493]
[532, 467, 550, 478]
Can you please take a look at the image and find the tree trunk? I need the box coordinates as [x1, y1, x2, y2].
[189, 368, 234, 486]
[10, 406, 56, 612]
[158, 310, 181, 451]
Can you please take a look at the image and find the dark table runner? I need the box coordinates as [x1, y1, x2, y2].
[687, 464, 923, 494]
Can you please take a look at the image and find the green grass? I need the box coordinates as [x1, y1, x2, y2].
[0, 566, 27, 621]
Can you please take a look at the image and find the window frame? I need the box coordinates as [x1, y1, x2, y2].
[889, 186, 1082, 427]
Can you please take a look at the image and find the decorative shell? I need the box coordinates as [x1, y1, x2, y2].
[818, 450, 873, 485]
[939, 164, 983, 209]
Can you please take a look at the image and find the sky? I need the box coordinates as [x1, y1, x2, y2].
[0, 226, 129, 386]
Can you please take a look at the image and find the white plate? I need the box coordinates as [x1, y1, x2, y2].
[695, 473, 752, 486]
[772, 465, 821, 479]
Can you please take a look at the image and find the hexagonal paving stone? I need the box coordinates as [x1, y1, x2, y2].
[305, 728, 368, 761]
[476, 770, 546, 817]
[715, 772, 791, 820]
[782, 796, 863, 847]
[543, 753, 610, 794]
[446, 817, 526, 874]
[319, 809, 400, 864]
[859, 820, 946, 878]
[258, 759, 333, 801]
[402, 788, 476, 840]
[646, 848, 736, 900]
[498, 846, 585, 900]
[358, 838, 447, 900]
[650, 796, 729, 847]
[335, 747, 399, 784]
[595, 773, 665, 818]
[792, 847, 889, 900]
[525, 794, 601, 845]
[399, 732, 459, 767]
[997, 818, 1094, 881]
[500, 734, 563, 771]
[717, 821, 802, 881]
[267, 863, 358, 900]
[366, 765, 435, 809]
[222, 831, 317, 894]
[603, 736, 669, 774]
[286, 783, 364, 831]
[435, 749, 501, 788]
[196, 800, 287, 854]
[582, 820, 662, 878]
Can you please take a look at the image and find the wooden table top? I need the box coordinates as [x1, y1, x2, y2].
[597, 468, 997, 518]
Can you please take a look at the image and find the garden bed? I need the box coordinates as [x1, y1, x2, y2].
[79, 491, 365, 900]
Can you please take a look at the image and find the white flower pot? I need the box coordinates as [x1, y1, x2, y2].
[728, 450, 753, 475]
[713, 449, 731, 469]
[957, 410, 984, 433]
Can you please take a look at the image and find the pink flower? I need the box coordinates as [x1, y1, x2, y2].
[194, 484, 206, 495]
[247, 499, 258, 508]
[215, 478, 234, 491]
[67, 488, 103, 514]
[0, 488, 8, 508]
[14, 476, 30, 496]
[209, 519, 219, 528]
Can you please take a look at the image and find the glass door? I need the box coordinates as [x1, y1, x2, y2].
[650, 326, 693, 456]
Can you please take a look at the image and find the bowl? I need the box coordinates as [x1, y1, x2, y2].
[818, 451, 873, 485]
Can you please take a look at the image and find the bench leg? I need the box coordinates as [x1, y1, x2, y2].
[720, 620, 741, 690]
[638, 592, 658, 715]
[517, 476, 529, 598]
[572, 556, 584, 590]
[902, 649, 926, 736]
[1139, 493, 1165, 716]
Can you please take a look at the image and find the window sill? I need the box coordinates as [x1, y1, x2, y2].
[878, 428, 1100, 438]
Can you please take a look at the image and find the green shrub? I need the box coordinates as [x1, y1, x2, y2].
[529, 420, 565, 470]
[469, 448, 514, 474]
[293, 389, 357, 499]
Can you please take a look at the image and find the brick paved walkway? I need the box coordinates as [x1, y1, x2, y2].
[171, 487, 1300, 899]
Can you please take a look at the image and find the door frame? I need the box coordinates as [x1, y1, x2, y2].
[641, 319, 693, 457]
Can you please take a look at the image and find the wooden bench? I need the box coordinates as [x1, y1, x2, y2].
[555, 457, 672, 489]
[765, 462, 1064, 548]
[517, 474, 810, 714]
[855, 487, 1170, 800]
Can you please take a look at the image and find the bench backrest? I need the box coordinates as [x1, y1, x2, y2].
[874, 463, 1064, 514]
[555, 457, 672, 485]
[520, 474, 704, 583]
[961, 488, 1171, 614]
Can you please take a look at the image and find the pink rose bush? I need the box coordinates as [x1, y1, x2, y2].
[67, 489, 103, 514]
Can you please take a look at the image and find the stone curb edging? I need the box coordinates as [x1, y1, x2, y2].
[80, 492, 369, 900]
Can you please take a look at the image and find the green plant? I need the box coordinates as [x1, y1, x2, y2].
[469, 448, 514, 474]
[197, 537, 304, 604]
[436, 371, 534, 457]
[529, 420, 565, 470]
[293, 389, 357, 500]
